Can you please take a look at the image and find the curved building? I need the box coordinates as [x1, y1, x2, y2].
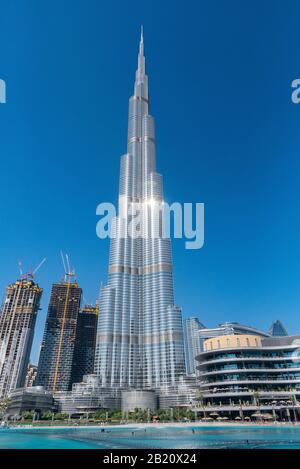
[196, 334, 300, 410]
[186, 321, 270, 377]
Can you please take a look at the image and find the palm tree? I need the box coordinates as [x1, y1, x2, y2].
[252, 391, 263, 423]
[21, 410, 35, 421]
[156, 408, 170, 422]
[196, 392, 207, 419]
[0, 398, 10, 419]
[111, 409, 123, 421]
[93, 410, 107, 421]
[253, 390, 261, 407]
[41, 411, 53, 421]
[289, 395, 298, 422]
[54, 412, 69, 421]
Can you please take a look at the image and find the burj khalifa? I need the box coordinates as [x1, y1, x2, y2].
[94, 29, 186, 390]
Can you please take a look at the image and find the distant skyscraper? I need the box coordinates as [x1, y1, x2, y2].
[36, 275, 82, 392]
[94, 30, 186, 388]
[0, 277, 42, 398]
[183, 317, 205, 375]
[269, 320, 288, 337]
[71, 305, 98, 385]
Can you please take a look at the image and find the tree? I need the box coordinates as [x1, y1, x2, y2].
[0, 399, 10, 418]
[196, 392, 207, 419]
[288, 395, 298, 422]
[156, 409, 172, 422]
[110, 409, 123, 421]
[41, 411, 54, 421]
[93, 410, 107, 421]
[253, 391, 261, 407]
[128, 408, 150, 422]
[54, 412, 69, 420]
[21, 410, 35, 421]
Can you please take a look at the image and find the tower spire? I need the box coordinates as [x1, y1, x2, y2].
[137, 26, 145, 74]
[135, 26, 147, 98]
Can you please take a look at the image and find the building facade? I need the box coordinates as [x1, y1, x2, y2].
[194, 321, 270, 355]
[54, 374, 121, 414]
[94, 30, 185, 389]
[71, 305, 98, 385]
[195, 334, 300, 419]
[0, 277, 42, 399]
[7, 386, 54, 418]
[183, 317, 205, 375]
[158, 375, 199, 409]
[36, 278, 82, 392]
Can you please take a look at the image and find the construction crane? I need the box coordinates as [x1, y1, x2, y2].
[18, 258, 46, 281]
[60, 251, 76, 283]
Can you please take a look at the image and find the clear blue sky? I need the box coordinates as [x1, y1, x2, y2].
[0, 0, 300, 364]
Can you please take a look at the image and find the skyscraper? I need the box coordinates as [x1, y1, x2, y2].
[0, 277, 42, 398]
[71, 304, 98, 385]
[183, 317, 205, 375]
[94, 30, 186, 389]
[36, 275, 82, 392]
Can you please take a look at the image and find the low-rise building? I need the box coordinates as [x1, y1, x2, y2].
[7, 386, 54, 418]
[54, 374, 121, 415]
[195, 334, 300, 421]
[158, 375, 199, 409]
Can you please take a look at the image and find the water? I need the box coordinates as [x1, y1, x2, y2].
[1, 425, 300, 449]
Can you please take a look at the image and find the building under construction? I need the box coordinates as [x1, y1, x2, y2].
[0, 277, 42, 399]
[36, 275, 82, 392]
[71, 304, 98, 385]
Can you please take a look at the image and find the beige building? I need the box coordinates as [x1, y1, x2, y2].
[204, 334, 262, 351]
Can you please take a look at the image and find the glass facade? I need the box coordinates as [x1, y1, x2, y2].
[94, 31, 185, 389]
[36, 281, 82, 392]
[269, 320, 288, 337]
[183, 317, 205, 375]
[196, 335, 300, 406]
[71, 305, 98, 385]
